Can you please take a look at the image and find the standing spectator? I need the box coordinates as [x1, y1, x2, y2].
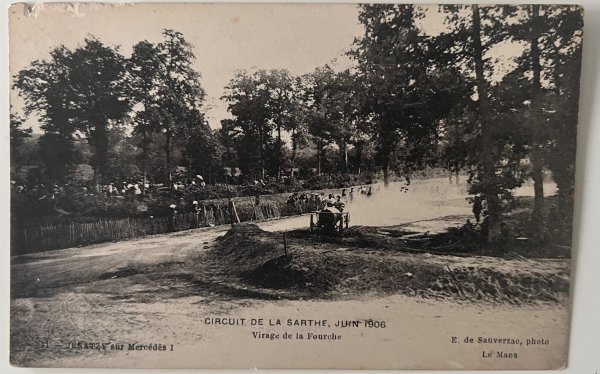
[254, 192, 261, 206]
[327, 193, 335, 207]
[192, 200, 200, 228]
[314, 193, 324, 209]
[479, 210, 490, 242]
[472, 195, 483, 223]
[334, 195, 345, 212]
[168, 204, 177, 232]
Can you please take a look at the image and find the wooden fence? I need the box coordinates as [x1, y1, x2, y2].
[12, 199, 321, 254]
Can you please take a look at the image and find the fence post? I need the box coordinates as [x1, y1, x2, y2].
[231, 200, 241, 224]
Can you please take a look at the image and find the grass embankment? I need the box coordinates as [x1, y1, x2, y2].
[206, 224, 569, 305]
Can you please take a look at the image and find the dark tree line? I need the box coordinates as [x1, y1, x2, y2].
[11, 5, 582, 242]
[429, 4, 583, 240]
[13, 30, 219, 189]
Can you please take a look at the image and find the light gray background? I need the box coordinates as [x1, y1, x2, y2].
[1, 1, 598, 373]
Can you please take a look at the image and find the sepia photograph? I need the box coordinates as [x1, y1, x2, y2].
[8, 2, 584, 370]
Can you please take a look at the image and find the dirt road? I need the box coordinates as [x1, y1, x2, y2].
[10, 178, 568, 368]
[11, 216, 568, 369]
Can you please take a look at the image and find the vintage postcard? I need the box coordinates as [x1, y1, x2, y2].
[8, 2, 582, 369]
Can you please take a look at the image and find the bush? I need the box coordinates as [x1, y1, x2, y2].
[303, 173, 375, 190]
[11, 172, 380, 228]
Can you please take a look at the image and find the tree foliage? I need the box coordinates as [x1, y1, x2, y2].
[352, 4, 469, 181]
[128, 29, 206, 186]
[14, 38, 131, 183]
[221, 69, 300, 179]
[10, 10, 583, 245]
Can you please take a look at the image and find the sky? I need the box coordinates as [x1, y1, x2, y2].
[9, 3, 524, 133]
[9, 2, 364, 132]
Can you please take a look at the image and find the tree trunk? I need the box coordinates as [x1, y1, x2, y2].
[260, 126, 265, 180]
[472, 4, 500, 240]
[165, 129, 172, 188]
[317, 140, 322, 175]
[455, 162, 460, 185]
[382, 140, 391, 185]
[548, 39, 581, 239]
[142, 132, 147, 196]
[382, 158, 390, 185]
[531, 154, 545, 239]
[291, 128, 297, 165]
[345, 147, 348, 173]
[529, 4, 545, 242]
[91, 127, 107, 188]
[277, 123, 283, 180]
[554, 171, 573, 242]
[339, 140, 348, 173]
[93, 159, 102, 191]
[355, 141, 363, 175]
[380, 127, 394, 185]
[142, 170, 147, 196]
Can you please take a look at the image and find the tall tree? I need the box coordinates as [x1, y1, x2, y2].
[14, 39, 130, 185]
[525, 5, 546, 241]
[14, 46, 80, 183]
[330, 69, 360, 173]
[434, 5, 532, 233]
[534, 5, 583, 240]
[222, 69, 297, 179]
[352, 4, 466, 182]
[128, 40, 162, 193]
[222, 70, 272, 179]
[181, 110, 223, 183]
[67, 37, 131, 185]
[470, 4, 503, 227]
[300, 66, 342, 175]
[129, 30, 206, 187]
[287, 78, 310, 171]
[264, 69, 297, 179]
[492, 5, 583, 240]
